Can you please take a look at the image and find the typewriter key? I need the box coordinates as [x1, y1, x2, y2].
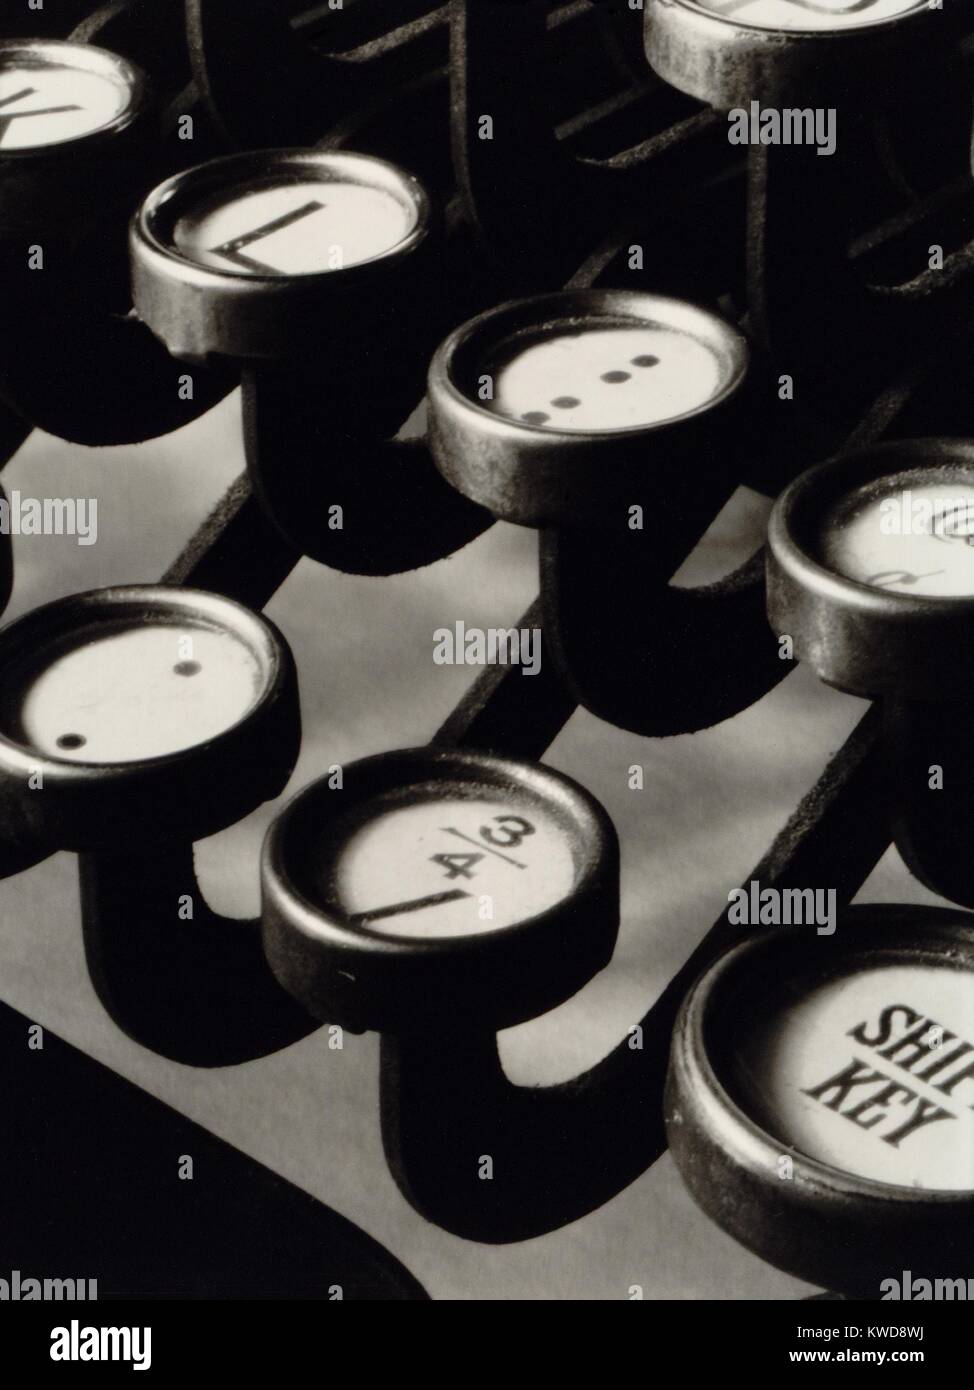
[646, 0, 938, 107]
[428, 289, 748, 527]
[0, 39, 145, 152]
[769, 439, 974, 907]
[0, 39, 151, 236]
[666, 912, 974, 1295]
[767, 438, 974, 699]
[0, 586, 298, 850]
[131, 149, 434, 364]
[261, 748, 619, 1032]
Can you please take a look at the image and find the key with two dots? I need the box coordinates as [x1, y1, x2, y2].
[0, 586, 298, 855]
[0, 585, 312, 1063]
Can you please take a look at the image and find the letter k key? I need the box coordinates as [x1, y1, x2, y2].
[0, 87, 82, 146]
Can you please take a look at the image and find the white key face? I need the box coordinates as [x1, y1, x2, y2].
[334, 795, 577, 939]
[686, 0, 927, 33]
[735, 963, 974, 1191]
[0, 63, 131, 150]
[821, 481, 974, 597]
[173, 181, 417, 277]
[485, 326, 729, 433]
[18, 624, 263, 763]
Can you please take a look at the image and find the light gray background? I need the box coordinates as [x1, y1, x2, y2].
[0, 395, 943, 1299]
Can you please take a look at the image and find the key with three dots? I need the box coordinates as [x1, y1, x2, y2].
[261, 748, 619, 1034]
[428, 288, 750, 530]
[0, 38, 153, 241]
[768, 437, 974, 909]
[426, 288, 764, 734]
[666, 908, 974, 1297]
[0, 586, 299, 855]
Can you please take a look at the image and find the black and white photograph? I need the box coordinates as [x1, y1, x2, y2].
[0, 0, 972, 1357]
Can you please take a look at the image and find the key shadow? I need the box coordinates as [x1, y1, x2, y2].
[79, 841, 319, 1067]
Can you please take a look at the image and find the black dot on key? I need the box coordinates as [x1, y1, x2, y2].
[173, 661, 202, 677]
[632, 355, 659, 368]
[551, 397, 581, 409]
[57, 733, 86, 750]
[602, 371, 631, 384]
[522, 411, 550, 425]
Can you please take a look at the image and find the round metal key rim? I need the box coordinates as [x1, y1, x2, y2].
[430, 288, 750, 444]
[654, 0, 933, 41]
[133, 148, 433, 286]
[771, 438, 974, 611]
[261, 747, 620, 1030]
[767, 438, 974, 697]
[644, 0, 944, 107]
[666, 911, 974, 1291]
[0, 586, 288, 774]
[0, 39, 150, 159]
[263, 746, 617, 953]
